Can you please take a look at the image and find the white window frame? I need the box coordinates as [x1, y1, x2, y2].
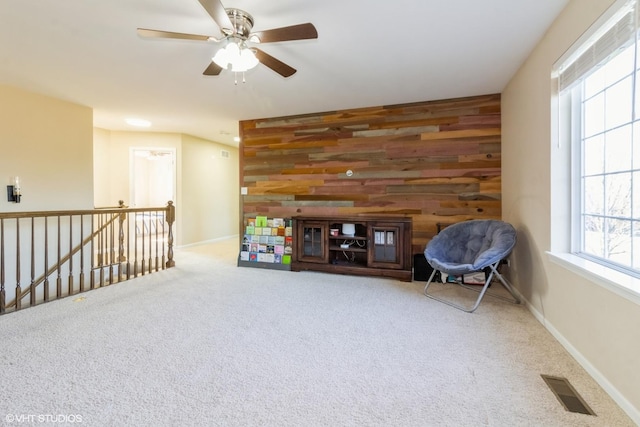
[549, 0, 640, 305]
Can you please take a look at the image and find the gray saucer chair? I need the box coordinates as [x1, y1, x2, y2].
[423, 219, 520, 313]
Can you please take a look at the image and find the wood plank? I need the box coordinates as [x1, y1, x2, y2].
[255, 180, 325, 188]
[295, 194, 370, 201]
[386, 183, 480, 194]
[420, 128, 501, 141]
[308, 152, 387, 162]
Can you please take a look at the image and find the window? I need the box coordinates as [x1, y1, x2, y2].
[556, 0, 640, 278]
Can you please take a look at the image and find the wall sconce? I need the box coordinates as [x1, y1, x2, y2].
[7, 176, 21, 203]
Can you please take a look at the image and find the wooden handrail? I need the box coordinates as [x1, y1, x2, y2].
[0, 206, 165, 219]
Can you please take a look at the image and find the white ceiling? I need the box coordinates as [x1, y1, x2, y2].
[0, 0, 568, 147]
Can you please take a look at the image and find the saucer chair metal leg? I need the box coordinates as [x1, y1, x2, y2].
[424, 261, 520, 313]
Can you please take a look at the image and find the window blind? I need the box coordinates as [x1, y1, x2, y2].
[558, 0, 637, 92]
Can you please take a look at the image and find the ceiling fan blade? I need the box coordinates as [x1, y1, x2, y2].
[203, 61, 224, 76]
[197, 0, 233, 34]
[251, 23, 317, 43]
[137, 28, 210, 41]
[254, 49, 296, 78]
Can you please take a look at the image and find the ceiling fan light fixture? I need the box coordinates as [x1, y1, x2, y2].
[233, 48, 259, 72]
[212, 40, 259, 72]
[212, 45, 229, 68]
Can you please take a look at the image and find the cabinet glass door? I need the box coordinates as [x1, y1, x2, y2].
[304, 226, 323, 256]
[369, 224, 402, 268]
[296, 221, 328, 263]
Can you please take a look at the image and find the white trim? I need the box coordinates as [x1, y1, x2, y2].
[523, 294, 640, 425]
[547, 251, 640, 305]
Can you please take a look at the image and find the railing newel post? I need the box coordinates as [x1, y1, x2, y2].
[166, 201, 175, 268]
[118, 205, 126, 283]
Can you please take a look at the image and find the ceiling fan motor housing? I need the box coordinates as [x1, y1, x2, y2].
[224, 8, 254, 39]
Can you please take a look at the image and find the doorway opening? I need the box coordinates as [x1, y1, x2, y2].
[130, 148, 176, 208]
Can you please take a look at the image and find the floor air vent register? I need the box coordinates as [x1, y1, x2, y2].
[541, 375, 596, 416]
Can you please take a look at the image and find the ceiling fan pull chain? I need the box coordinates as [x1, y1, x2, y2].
[233, 71, 247, 85]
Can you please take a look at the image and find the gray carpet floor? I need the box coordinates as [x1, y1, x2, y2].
[0, 238, 635, 426]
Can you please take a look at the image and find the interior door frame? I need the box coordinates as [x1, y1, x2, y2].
[129, 147, 177, 208]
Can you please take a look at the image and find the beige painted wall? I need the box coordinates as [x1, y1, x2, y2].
[93, 127, 112, 207]
[502, 0, 640, 422]
[181, 134, 239, 245]
[0, 85, 93, 211]
[93, 129, 239, 246]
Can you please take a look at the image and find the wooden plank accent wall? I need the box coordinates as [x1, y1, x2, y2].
[239, 93, 501, 255]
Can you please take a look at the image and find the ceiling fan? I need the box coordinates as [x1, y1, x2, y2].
[137, 0, 318, 78]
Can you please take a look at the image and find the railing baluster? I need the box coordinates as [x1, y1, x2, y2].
[30, 218, 36, 307]
[118, 210, 125, 283]
[99, 213, 105, 287]
[80, 215, 85, 292]
[1, 218, 5, 314]
[148, 210, 153, 275]
[56, 216, 61, 299]
[155, 211, 159, 272]
[97, 214, 102, 267]
[109, 213, 114, 285]
[161, 212, 166, 270]
[16, 218, 21, 311]
[68, 215, 73, 296]
[44, 217, 49, 302]
[134, 212, 139, 277]
[90, 215, 95, 290]
[141, 211, 146, 276]
[126, 212, 131, 280]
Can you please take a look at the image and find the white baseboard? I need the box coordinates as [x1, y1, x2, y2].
[176, 234, 239, 249]
[522, 295, 640, 425]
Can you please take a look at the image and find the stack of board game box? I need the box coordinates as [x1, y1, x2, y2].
[239, 216, 293, 267]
